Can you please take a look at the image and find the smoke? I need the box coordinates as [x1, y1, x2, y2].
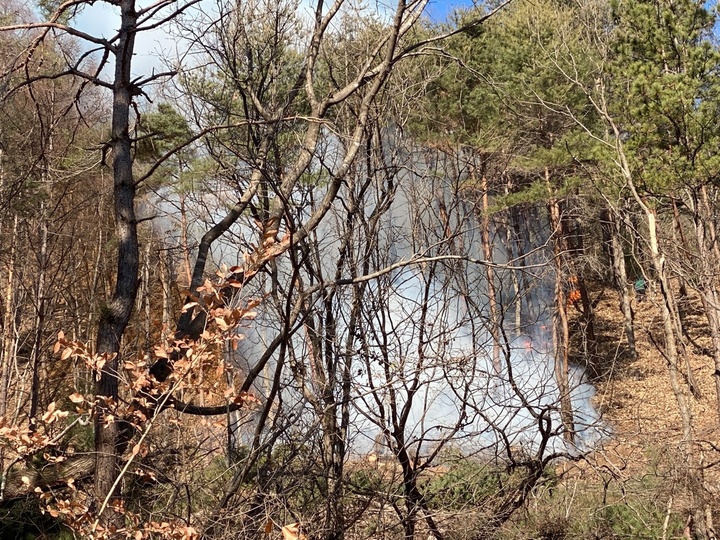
[345, 266, 604, 459]
[160, 140, 605, 460]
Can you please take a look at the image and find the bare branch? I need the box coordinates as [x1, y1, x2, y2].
[0, 21, 114, 49]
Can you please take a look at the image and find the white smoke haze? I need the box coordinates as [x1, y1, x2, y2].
[217, 176, 603, 463]
[151, 127, 605, 463]
[343, 267, 604, 459]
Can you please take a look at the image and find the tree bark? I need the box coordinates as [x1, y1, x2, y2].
[630, 194, 694, 438]
[606, 208, 636, 359]
[563, 212, 595, 345]
[480, 171, 500, 374]
[547, 169, 575, 443]
[690, 186, 720, 421]
[29, 204, 48, 428]
[93, 0, 140, 527]
[511, 205, 536, 328]
[0, 214, 18, 419]
[672, 199, 689, 301]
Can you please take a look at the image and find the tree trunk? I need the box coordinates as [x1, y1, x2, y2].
[480, 172, 500, 374]
[672, 199, 689, 301]
[505, 220, 522, 335]
[142, 242, 152, 351]
[501, 178, 522, 335]
[180, 191, 192, 287]
[0, 214, 18, 419]
[94, 0, 140, 528]
[647, 208, 694, 436]
[511, 205, 535, 331]
[160, 247, 174, 341]
[546, 169, 574, 443]
[563, 213, 595, 345]
[29, 206, 48, 428]
[607, 209, 636, 359]
[0, 212, 17, 484]
[690, 186, 720, 421]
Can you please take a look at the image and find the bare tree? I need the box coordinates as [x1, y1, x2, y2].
[0, 0, 511, 537]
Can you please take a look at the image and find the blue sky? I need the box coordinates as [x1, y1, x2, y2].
[424, 0, 476, 22]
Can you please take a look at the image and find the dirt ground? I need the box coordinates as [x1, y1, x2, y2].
[568, 281, 720, 483]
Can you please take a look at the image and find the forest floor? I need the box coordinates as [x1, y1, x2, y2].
[551, 280, 720, 529]
[585, 281, 720, 468]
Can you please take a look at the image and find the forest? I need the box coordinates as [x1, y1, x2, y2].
[1, 0, 720, 538]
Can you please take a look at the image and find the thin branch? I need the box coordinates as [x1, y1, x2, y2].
[334, 252, 552, 286]
[132, 70, 178, 87]
[0, 22, 114, 49]
[136, 0, 205, 32]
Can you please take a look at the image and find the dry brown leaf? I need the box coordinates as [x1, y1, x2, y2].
[214, 317, 230, 331]
[41, 402, 56, 422]
[281, 522, 307, 540]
